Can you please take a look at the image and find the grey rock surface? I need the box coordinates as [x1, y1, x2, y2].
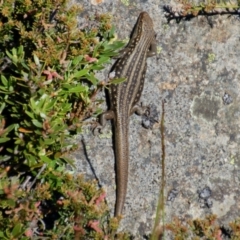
[68, 0, 240, 238]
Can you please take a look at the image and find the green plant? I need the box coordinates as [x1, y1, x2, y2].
[0, 0, 127, 238]
[0, 166, 130, 239]
[207, 53, 215, 63]
[0, 0, 124, 169]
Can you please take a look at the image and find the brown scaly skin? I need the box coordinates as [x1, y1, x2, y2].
[99, 12, 157, 217]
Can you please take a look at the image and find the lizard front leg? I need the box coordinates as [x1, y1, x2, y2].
[130, 104, 150, 116]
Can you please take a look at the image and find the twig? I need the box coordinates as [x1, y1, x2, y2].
[20, 175, 32, 189]
[28, 163, 47, 190]
[163, 4, 240, 22]
[151, 100, 166, 240]
[0, 57, 12, 73]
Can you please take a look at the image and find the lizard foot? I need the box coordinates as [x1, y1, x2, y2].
[142, 104, 159, 129]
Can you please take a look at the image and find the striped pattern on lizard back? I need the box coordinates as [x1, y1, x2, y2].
[110, 12, 155, 116]
[110, 12, 156, 216]
[100, 11, 157, 217]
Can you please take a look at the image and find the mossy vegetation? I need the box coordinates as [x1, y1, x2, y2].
[0, 0, 128, 238]
[164, 0, 240, 22]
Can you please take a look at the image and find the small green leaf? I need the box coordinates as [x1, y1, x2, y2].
[61, 83, 71, 89]
[25, 153, 38, 167]
[40, 112, 47, 119]
[0, 155, 11, 161]
[5, 98, 14, 105]
[32, 119, 42, 128]
[17, 45, 24, 55]
[30, 164, 44, 170]
[103, 41, 125, 55]
[0, 232, 6, 239]
[73, 69, 88, 78]
[21, 61, 29, 70]
[0, 87, 9, 93]
[0, 137, 10, 143]
[0, 103, 6, 114]
[108, 26, 115, 39]
[6, 50, 13, 59]
[33, 54, 40, 66]
[34, 129, 42, 135]
[12, 48, 17, 56]
[3, 124, 15, 135]
[40, 155, 52, 164]
[45, 99, 56, 111]
[110, 77, 126, 84]
[6, 198, 16, 208]
[97, 56, 110, 65]
[25, 110, 34, 119]
[64, 85, 87, 93]
[72, 55, 83, 66]
[12, 223, 22, 237]
[39, 148, 46, 156]
[15, 139, 22, 144]
[112, 40, 126, 49]
[30, 98, 37, 110]
[86, 73, 98, 85]
[90, 65, 105, 70]
[61, 157, 75, 167]
[1, 75, 8, 87]
[23, 119, 32, 127]
[92, 42, 102, 57]
[44, 138, 55, 145]
[7, 147, 13, 153]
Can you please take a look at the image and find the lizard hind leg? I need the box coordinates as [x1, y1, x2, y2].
[93, 110, 115, 135]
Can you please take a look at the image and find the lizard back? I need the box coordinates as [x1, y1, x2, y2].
[108, 12, 157, 216]
[110, 12, 156, 116]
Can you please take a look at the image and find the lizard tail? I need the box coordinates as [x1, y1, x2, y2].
[114, 121, 129, 217]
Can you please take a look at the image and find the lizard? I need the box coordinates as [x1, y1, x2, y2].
[98, 11, 157, 217]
